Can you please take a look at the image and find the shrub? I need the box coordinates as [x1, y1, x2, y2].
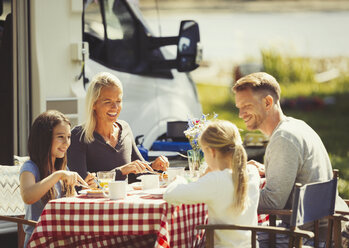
[261, 47, 315, 84]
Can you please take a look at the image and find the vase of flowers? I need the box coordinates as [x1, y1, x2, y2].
[187, 149, 201, 178]
[184, 113, 217, 177]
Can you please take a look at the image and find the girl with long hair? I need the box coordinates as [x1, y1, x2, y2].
[164, 120, 260, 248]
[20, 110, 88, 247]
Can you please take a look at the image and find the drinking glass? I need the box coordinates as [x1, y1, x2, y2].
[187, 149, 201, 179]
[97, 171, 116, 188]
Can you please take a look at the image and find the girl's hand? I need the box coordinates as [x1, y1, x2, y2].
[151, 155, 169, 171]
[119, 160, 153, 175]
[59, 171, 88, 187]
[201, 166, 213, 176]
[85, 172, 97, 188]
[21, 170, 87, 205]
[247, 160, 265, 177]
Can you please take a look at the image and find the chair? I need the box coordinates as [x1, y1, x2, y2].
[259, 170, 341, 248]
[0, 164, 37, 248]
[196, 171, 338, 248]
[327, 198, 349, 248]
[338, 201, 349, 248]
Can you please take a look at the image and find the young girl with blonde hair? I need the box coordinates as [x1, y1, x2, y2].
[20, 110, 88, 247]
[164, 120, 260, 248]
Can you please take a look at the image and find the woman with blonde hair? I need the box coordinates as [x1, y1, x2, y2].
[164, 120, 260, 248]
[67, 72, 169, 184]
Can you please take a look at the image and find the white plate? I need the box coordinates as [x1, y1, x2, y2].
[142, 187, 166, 196]
[79, 189, 106, 198]
[79, 189, 104, 193]
[148, 151, 179, 157]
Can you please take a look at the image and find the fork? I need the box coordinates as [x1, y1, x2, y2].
[142, 161, 160, 175]
[94, 179, 103, 189]
[87, 171, 103, 188]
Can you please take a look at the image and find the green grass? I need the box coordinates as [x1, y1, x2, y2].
[196, 76, 349, 198]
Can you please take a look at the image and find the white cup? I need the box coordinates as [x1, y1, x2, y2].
[165, 167, 185, 182]
[103, 181, 126, 200]
[141, 174, 159, 190]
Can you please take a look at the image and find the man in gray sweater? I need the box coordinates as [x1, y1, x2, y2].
[232, 72, 348, 247]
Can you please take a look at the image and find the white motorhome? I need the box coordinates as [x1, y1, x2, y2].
[0, 0, 202, 165]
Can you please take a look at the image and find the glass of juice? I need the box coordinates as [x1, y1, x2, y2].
[97, 171, 116, 188]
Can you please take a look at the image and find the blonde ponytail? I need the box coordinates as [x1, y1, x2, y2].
[231, 144, 248, 213]
[199, 120, 249, 214]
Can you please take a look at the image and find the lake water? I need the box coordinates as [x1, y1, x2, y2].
[143, 11, 349, 62]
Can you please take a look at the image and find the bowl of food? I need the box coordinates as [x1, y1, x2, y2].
[130, 182, 142, 190]
[160, 172, 168, 181]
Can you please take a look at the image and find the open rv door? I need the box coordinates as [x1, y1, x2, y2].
[0, 0, 84, 161]
[0, 0, 31, 163]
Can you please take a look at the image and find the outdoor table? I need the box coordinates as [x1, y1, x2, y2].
[27, 191, 207, 248]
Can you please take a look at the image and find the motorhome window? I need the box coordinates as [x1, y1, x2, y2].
[84, 2, 104, 41]
[84, 0, 172, 78]
[84, 0, 138, 72]
[0, 0, 11, 47]
[105, 0, 127, 40]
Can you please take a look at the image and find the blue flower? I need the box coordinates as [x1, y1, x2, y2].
[184, 113, 218, 150]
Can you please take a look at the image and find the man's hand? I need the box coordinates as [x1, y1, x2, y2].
[248, 160, 265, 177]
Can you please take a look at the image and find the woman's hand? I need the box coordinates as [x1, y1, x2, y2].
[59, 171, 88, 187]
[151, 155, 169, 171]
[247, 160, 265, 177]
[119, 160, 153, 175]
[85, 172, 97, 188]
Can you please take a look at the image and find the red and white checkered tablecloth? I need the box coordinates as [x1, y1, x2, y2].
[258, 178, 269, 224]
[27, 193, 208, 248]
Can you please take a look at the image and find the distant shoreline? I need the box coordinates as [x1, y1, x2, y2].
[139, 0, 349, 13]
